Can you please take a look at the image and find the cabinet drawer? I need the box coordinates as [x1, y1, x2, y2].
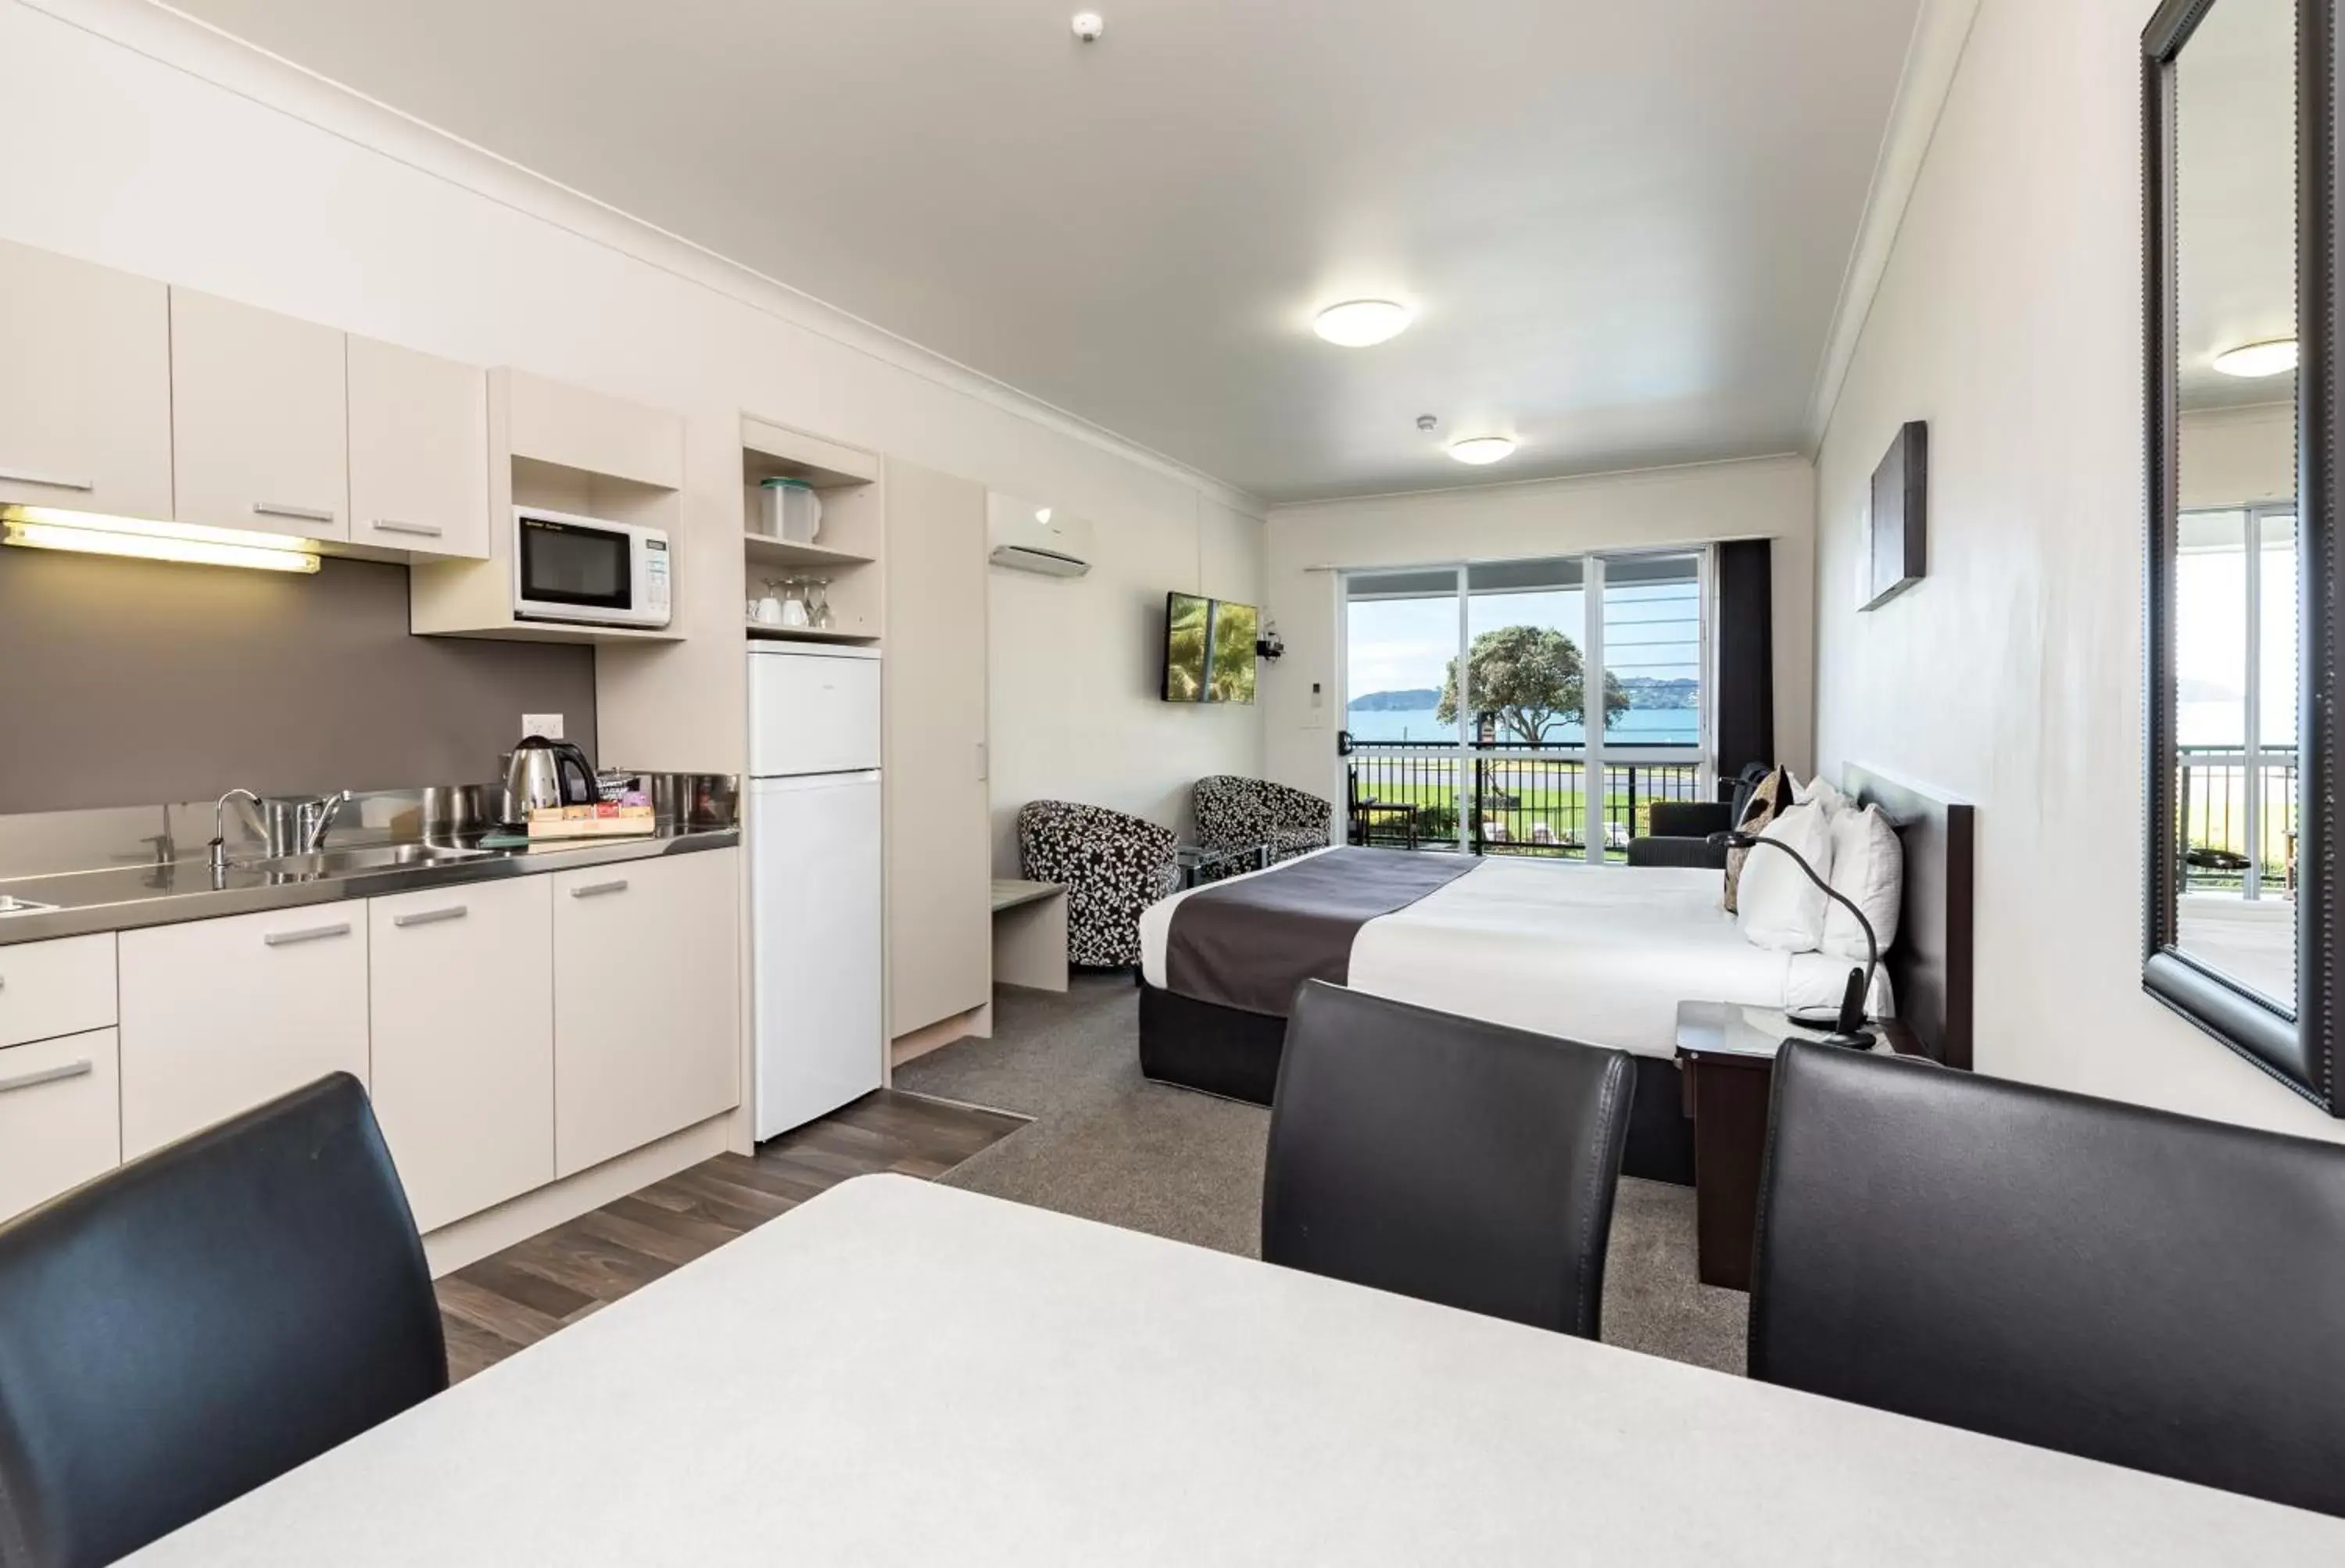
[120, 907, 368, 1158]
[0, 1029, 122, 1223]
[0, 933, 117, 1049]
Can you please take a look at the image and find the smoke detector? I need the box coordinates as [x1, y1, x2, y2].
[1072, 12, 1104, 41]
[1416, 414, 1440, 432]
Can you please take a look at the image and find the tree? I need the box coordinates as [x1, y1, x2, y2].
[1435, 625, 1629, 744]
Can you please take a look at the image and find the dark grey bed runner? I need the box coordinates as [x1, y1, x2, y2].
[1164, 848, 1478, 1016]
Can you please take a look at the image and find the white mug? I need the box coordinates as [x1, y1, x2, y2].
[751, 596, 782, 624]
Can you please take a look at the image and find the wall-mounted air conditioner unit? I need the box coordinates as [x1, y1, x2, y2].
[988, 492, 1093, 578]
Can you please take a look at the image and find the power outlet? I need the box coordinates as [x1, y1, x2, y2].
[521, 713, 564, 740]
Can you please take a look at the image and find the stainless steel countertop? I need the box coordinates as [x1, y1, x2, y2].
[0, 827, 739, 947]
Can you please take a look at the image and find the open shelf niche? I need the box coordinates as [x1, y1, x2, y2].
[740, 415, 884, 643]
[413, 368, 688, 642]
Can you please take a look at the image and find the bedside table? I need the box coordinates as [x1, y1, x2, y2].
[1674, 1000, 1914, 1291]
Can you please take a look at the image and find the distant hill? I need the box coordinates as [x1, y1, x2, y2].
[1348, 688, 1440, 712]
[1617, 676, 1698, 710]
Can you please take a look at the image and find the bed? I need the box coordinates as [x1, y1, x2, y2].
[1136, 764, 1975, 1185]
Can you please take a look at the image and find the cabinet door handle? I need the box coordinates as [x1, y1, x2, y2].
[372, 519, 444, 539]
[264, 921, 353, 947]
[569, 879, 629, 899]
[252, 502, 337, 525]
[0, 1059, 92, 1096]
[0, 467, 95, 492]
[392, 904, 468, 928]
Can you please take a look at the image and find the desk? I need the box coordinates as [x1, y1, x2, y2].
[127, 1177, 2345, 1565]
[989, 878, 1066, 992]
[1674, 1000, 1911, 1290]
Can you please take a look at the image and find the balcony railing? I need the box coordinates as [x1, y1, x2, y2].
[1344, 740, 1706, 860]
[2178, 744, 2298, 899]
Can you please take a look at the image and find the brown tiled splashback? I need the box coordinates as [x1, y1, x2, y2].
[0, 546, 596, 815]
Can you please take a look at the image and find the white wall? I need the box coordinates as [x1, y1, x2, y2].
[1811, 0, 2340, 1140]
[1262, 456, 1817, 806]
[2180, 403, 2294, 509]
[0, 0, 1262, 840]
[987, 495, 1263, 872]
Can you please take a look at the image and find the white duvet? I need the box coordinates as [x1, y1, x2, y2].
[1138, 850, 1892, 1059]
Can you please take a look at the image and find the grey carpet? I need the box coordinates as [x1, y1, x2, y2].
[897, 974, 1748, 1375]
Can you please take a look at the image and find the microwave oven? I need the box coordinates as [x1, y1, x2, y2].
[511, 506, 671, 630]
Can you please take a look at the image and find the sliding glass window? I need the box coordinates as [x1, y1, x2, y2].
[1341, 550, 1710, 862]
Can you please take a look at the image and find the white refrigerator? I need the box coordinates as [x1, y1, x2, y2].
[748, 644, 884, 1140]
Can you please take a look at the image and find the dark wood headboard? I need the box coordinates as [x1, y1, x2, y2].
[1843, 764, 1976, 1071]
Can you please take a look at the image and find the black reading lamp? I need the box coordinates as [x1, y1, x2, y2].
[1708, 829, 1878, 1049]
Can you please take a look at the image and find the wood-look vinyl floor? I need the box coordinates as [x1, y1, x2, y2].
[435, 1089, 1026, 1382]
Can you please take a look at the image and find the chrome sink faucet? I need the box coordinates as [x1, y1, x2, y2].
[209, 788, 261, 872]
[209, 787, 356, 870]
[296, 789, 356, 854]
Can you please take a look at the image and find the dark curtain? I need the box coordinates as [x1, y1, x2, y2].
[1713, 539, 1774, 789]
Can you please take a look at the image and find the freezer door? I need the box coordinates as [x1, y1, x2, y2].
[752, 772, 885, 1140]
[747, 647, 883, 777]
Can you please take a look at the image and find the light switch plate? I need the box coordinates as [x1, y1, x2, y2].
[521, 713, 564, 740]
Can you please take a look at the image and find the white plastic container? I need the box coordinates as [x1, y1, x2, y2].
[759, 478, 823, 543]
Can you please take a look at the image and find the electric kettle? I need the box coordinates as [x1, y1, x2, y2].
[503, 736, 598, 821]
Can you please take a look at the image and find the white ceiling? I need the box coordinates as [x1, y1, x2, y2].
[169, 0, 1923, 502]
[2175, 0, 2295, 415]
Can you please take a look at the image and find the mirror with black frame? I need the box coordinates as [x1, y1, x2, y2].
[2146, 0, 2336, 1108]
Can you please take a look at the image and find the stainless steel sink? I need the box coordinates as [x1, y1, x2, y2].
[246, 843, 495, 877]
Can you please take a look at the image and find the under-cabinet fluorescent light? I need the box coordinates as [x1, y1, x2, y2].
[0, 507, 320, 574]
[2212, 338, 2299, 378]
[1448, 436, 1518, 466]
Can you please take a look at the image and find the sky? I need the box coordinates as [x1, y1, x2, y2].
[2176, 512, 2297, 748]
[1344, 584, 1699, 703]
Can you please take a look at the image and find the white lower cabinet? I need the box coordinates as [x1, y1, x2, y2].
[0, 1029, 122, 1223]
[24, 849, 740, 1232]
[553, 850, 740, 1178]
[368, 877, 555, 1233]
[119, 906, 370, 1158]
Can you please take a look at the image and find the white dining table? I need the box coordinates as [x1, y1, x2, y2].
[127, 1174, 2345, 1565]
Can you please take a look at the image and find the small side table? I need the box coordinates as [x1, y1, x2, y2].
[1172, 843, 1271, 890]
[990, 879, 1068, 993]
[1674, 1001, 1913, 1291]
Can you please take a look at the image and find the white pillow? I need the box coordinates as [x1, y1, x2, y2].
[1735, 800, 1835, 954]
[1824, 804, 1902, 961]
[1791, 772, 1849, 819]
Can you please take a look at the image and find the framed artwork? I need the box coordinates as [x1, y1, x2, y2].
[1863, 420, 1928, 610]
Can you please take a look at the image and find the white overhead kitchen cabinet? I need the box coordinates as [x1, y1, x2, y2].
[553, 850, 740, 1176]
[0, 239, 174, 522]
[118, 904, 371, 1158]
[367, 876, 555, 1233]
[169, 287, 351, 542]
[883, 460, 993, 1040]
[345, 335, 492, 560]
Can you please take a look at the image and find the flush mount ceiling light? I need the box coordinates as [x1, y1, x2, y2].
[0, 506, 320, 573]
[1072, 11, 1104, 41]
[1448, 436, 1518, 466]
[1312, 299, 1412, 348]
[2213, 338, 2300, 378]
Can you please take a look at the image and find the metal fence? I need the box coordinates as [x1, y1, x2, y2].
[2178, 744, 2299, 898]
[1344, 742, 1705, 860]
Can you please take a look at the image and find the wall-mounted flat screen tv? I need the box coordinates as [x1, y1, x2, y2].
[1162, 592, 1257, 705]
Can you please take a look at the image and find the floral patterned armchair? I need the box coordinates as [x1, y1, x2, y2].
[1017, 800, 1180, 968]
[1192, 775, 1334, 865]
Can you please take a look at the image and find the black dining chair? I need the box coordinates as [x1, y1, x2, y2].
[1261, 981, 1635, 1337]
[1750, 1041, 2345, 1518]
[0, 1072, 447, 1567]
